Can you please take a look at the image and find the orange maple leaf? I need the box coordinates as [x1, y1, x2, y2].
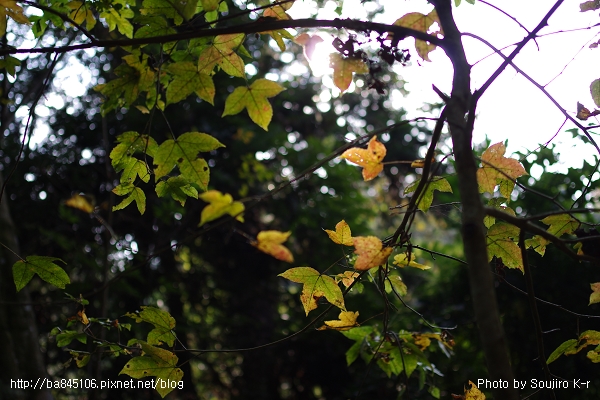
[254, 230, 294, 263]
[353, 236, 392, 271]
[340, 136, 386, 181]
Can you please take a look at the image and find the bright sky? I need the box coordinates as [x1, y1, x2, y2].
[288, 0, 600, 173]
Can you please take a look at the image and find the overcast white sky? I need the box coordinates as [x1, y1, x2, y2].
[289, 0, 600, 173]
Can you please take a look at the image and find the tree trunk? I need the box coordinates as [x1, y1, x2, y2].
[0, 170, 53, 400]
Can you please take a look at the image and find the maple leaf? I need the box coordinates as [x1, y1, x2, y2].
[0, 0, 30, 36]
[335, 271, 360, 288]
[278, 267, 345, 315]
[197, 33, 246, 77]
[222, 79, 285, 130]
[120, 341, 183, 398]
[134, 16, 177, 46]
[404, 176, 452, 212]
[384, 275, 407, 296]
[591, 79, 600, 108]
[100, 0, 134, 38]
[324, 220, 353, 246]
[318, 311, 359, 331]
[112, 184, 146, 214]
[486, 222, 523, 272]
[119, 158, 151, 184]
[141, 0, 198, 25]
[329, 53, 368, 92]
[65, 193, 95, 214]
[526, 214, 580, 256]
[201, 0, 220, 12]
[153, 132, 224, 189]
[12, 256, 69, 292]
[464, 381, 486, 400]
[254, 230, 294, 263]
[295, 33, 324, 60]
[484, 197, 515, 228]
[110, 131, 158, 170]
[261, 1, 296, 51]
[353, 236, 393, 271]
[393, 253, 430, 270]
[340, 136, 386, 181]
[590, 283, 600, 305]
[198, 190, 244, 226]
[477, 142, 527, 197]
[166, 61, 215, 105]
[156, 176, 198, 206]
[67, 1, 96, 29]
[393, 10, 442, 62]
[125, 306, 176, 346]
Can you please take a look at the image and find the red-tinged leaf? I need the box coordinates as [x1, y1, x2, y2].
[324, 220, 353, 245]
[329, 53, 368, 92]
[340, 136, 386, 181]
[279, 267, 345, 315]
[393, 10, 442, 62]
[353, 236, 393, 271]
[295, 33, 324, 60]
[255, 230, 294, 263]
[335, 271, 360, 288]
[222, 79, 285, 130]
[477, 142, 527, 197]
[318, 311, 359, 331]
[590, 283, 600, 305]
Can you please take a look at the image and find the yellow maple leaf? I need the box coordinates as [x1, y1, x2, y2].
[67, 1, 96, 29]
[222, 78, 285, 130]
[198, 34, 246, 77]
[477, 142, 527, 197]
[465, 381, 486, 400]
[393, 10, 442, 62]
[393, 252, 431, 270]
[261, 1, 296, 51]
[198, 190, 244, 226]
[335, 271, 360, 288]
[324, 220, 353, 246]
[329, 53, 369, 92]
[65, 194, 95, 214]
[318, 311, 359, 331]
[590, 283, 600, 305]
[353, 236, 393, 271]
[255, 230, 294, 263]
[340, 136, 386, 181]
[0, 0, 29, 36]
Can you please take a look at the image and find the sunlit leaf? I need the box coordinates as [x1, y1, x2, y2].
[12, 256, 69, 292]
[324, 220, 353, 246]
[254, 230, 294, 263]
[166, 61, 215, 105]
[65, 194, 95, 214]
[335, 271, 360, 288]
[404, 176, 452, 212]
[340, 136, 386, 181]
[279, 267, 345, 315]
[198, 33, 246, 77]
[590, 283, 600, 305]
[112, 185, 146, 214]
[486, 222, 522, 272]
[353, 236, 393, 271]
[318, 311, 359, 331]
[198, 190, 244, 226]
[222, 78, 285, 130]
[67, 1, 96, 29]
[393, 10, 442, 61]
[393, 252, 430, 270]
[477, 142, 527, 197]
[156, 176, 198, 206]
[120, 341, 183, 398]
[329, 53, 368, 92]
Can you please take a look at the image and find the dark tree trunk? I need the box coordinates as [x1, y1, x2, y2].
[0, 171, 53, 400]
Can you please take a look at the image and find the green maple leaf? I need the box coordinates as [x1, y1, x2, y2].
[13, 256, 69, 292]
[329, 53, 368, 92]
[222, 79, 285, 130]
[153, 132, 223, 188]
[119, 157, 151, 184]
[110, 131, 159, 169]
[0, 55, 20, 77]
[156, 176, 199, 206]
[197, 33, 246, 77]
[55, 330, 87, 347]
[278, 267, 345, 315]
[141, 0, 198, 25]
[120, 342, 183, 398]
[125, 306, 176, 346]
[404, 176, 453, 212]
[486, 222, 523, 272]
[112, 184, 146, 214]
[166, 61, 215, 105]
[134, 16, 177, 48]
[100, 0, 134, 38]
[341, 326, 375, 365]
